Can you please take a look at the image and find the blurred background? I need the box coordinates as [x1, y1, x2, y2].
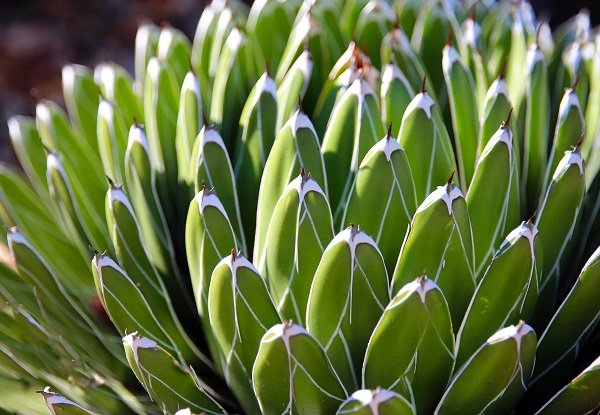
[0, 0, 598, 166]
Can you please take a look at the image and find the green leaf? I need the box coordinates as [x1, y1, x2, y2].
[534, 355, 600, 415]
[442, 42, 479, 188]
[522, 44, 550, 210]
[191, 124, 246, 255]
[342, 130, 417, 273]
[322, 77, 384, 224]
[261, 171, 333, 326]
[380, 58, 415, 138]
[123, 333, 226, 415]
[175, 71, 202, 197]
[246, 0, 302, 79]
[254, 110, 327, 264]
[436, 322, 537, 414]
[92, 251, 212, 372]
[210, 27, 255, 151]
[185, 187, 238, 371]
[336, 389, 415, 415]
[208, 251, 281, 414]
[456, 220, 541, 367]
[527, 244, 600, 407]
[7, 116, 49, 197]
[542, 87, 584, 195]
[466, 120, 520, 280]
[252, 322, 347, 415]
[363, 276, 454, 414]
[38, 387, 98, 415]
[532, 148, 585, 330]
[276, 50, 313, 133]
[391, 176, 475, 329]
[94, 62, 142, 125]
[157, 26, 192, 90]
[61, 64, 100, 152]
[398, 87, 456, 203]
[97, 100, 128, 184]
[306, 224, 389, 391]
[134, 22, 160, 100]
[124, 124, 179, 285]
[233, 71, 278, 244]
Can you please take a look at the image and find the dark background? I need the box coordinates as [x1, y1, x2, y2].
[0, 0, 598, 167]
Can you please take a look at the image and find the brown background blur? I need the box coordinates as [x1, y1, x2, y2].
[0, 0, 598, 168]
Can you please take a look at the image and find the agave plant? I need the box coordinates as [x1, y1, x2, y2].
[1, 0, 600, 414]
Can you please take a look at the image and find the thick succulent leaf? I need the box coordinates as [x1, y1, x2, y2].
[382, 28, 435, 98]
[246, 0, 301, 74]
[343, 131, 417, 273]
[363, 277, 454, 414]
[275, 8, 341, 116]
[522, 44, 550, 210]
[175, 71, 202, 197]
[124, 124, 180, 283]
[254, 110, 327, 264]
[261, 172, 334, 325]
[312, 43, 361, 136]
[380, 59, 415, 138]
[276, 50, 313, 133]
[398, 89, 456, 203]
[143, 56, 179, 189]
[456, 220, 541, 367]
[532, 149, 585, 330]
[62, 64, 100, 152]
[157, 26, 192, 90]
[208, 252, 281, 414]
[210, 27, 255, 151]
[478, 74, 517, 159]
[123, 333, 226, 415]
[97, 100, 128, 184]
[7, 116, 48, 197]
[94, 62, 142, 125]
[36, 101, 112, 253]
[583, 35, 600, 163]
[7, 229, 119, 371]
[466, 121, 520, 280]
[442, 42, 479, 188]
[0, 166, 90, 289]
[322, 77, 384, 224]
[233, 71, 278, 243]
[92, 252, 212, 372]
[106, 182, 193, 320]
[391, 178, 475, 329]
[185, 187, 238, 371]
[436, 322, 537, 414]
[354, 0, 395, 70]
[542, 87, 584, 193]
[191, 0, 248, 110]
[134, 22, 160, 99]
[252, 322, 347, 415]
[336, 389, 414, 415]
[192, 124, 246, 254]
[534, 355, 600, 415]
[306, 224, 389, 391]
[46, 152, 90, 249]
[528, 244, 600, 406]
[38, 387, 98, 415]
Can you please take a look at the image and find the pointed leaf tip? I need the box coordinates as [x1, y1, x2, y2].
[499, 58, 507, 79]
[571, 73, 581, 90]
[446, 27, 453, 47]
[421, 75, 427, 93]
[503, 108, 513, 126]
[387, 121, 393, 138]
[202, 107, 209, 127]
